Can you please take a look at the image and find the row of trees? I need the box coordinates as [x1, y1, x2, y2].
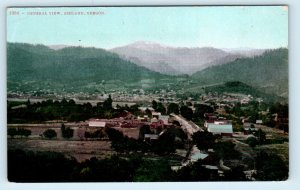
[8, 149, 287, 182]
[9, 97, 215, 125]
[8, 128, 31, 138]
[8, 96, 119, 123]
[43, 125, 75, 140]
[152, 100, 214, 122]
[7, 149, 250, 182]
[8, 124, 75, 140]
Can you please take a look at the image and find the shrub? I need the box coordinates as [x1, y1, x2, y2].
[246, 136, 258, 148]
[43, 129, 57, 139]
[8, 128, 18, 138]
[8, 128, 31, 138]
[61, 124, 74, 139]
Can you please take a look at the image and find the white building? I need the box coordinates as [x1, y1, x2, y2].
[207, 123, 233, 136]
[88, 120, 106, 128]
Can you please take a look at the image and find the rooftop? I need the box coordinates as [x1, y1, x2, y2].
[207, 123, 233, 134]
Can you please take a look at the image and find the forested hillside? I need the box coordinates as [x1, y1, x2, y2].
[7, 43, 171, 92]
[191, 48, 288, 97]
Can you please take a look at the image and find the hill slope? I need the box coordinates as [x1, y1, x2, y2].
[7, 43, 172, 93]
[203, 81, 283, 102]
[191, 48, 288, 97]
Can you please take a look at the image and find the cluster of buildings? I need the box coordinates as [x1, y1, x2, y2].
[87, 109, 171, 131]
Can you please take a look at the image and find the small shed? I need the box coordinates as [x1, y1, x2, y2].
[191, 152, 209, 162]
[144, 134, 159, 140]
[256, 120, 263, 124]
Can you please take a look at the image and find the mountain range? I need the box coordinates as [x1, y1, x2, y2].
[110, 41, 266, 75]
[191, 48, 288, 98]
[7, 42, 288, 100]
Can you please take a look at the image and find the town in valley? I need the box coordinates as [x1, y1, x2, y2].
[7, 6, 288, 182]
[7, 81, 289, 181]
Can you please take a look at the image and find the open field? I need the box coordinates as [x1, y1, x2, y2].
[8, 123, 140, 140]
[8, 139, 114, 162]
[255, 124, 288, 139]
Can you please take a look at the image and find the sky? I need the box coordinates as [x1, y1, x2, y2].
[7, 6, 288, 49]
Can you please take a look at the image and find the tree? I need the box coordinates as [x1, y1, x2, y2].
[232, 102, 244, 117]
[133, 159, 173, 182]
[103, 95, 113, 110]
[213, 141, 240, 160]
[192, 131, 215, 151]
[174, 160, 214, 181]
[255, 151, 288, 180]
[156, 102, 166, 115]
[193, 104, 214, 119]
[232, 119, 244, 132]
[167, 103, 179, 114]
[8, 149, 77, 182]
[152, 129, 176, 155]
[61, 124, 74, 139]
[254, 129, 266, 145]
[8, 128, 17, 138]
[180, 106, 193, 120]
[139, 125, 152, 140]
[18, 128, 31, 138]
[246, 136, 258, 148]
[105, 128, 124, 142]
[43, 129, 57, 139]
[223, 165, 247, 181]
[152, 100, 158, 110]
[145, 109, 152, 117]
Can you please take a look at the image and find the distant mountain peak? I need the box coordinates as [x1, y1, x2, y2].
[118, 41, 170, 50]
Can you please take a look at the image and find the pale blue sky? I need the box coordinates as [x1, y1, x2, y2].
[7, 6, 288, 49]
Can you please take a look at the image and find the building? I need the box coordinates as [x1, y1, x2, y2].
[191, 152, 209, 162]
[138, 107, 154, 112]
[207, 123, 233, 136]
[88, 120, 106, 128]
[150, 119, 164, 129]
[120, 120, 142, 128]
[144, 134, 159, 140]
[152, 112, 161, 119]
[204, 113, 218, 128]
[256, 120, 263, 124]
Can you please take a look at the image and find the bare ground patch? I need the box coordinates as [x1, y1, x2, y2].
[8, 139, 114, 162]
